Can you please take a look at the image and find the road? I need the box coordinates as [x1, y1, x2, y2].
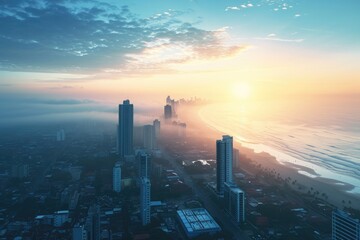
[162, 149, 251, 240]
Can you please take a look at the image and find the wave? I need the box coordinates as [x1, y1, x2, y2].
[199, 104, 360, 194]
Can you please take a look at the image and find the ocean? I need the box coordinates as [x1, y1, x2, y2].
[199, 98, 360, 194]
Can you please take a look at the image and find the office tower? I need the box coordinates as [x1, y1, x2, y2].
[113, 162, 121, 193]
[73, 224, 87, 240]
[332, 209, 360, 240]
[224, 182, 245, 223]
[143, 124, 155, 150]
[216, 135, 233, 195]
[118, 99, 134, 159]
[86, 205, 100, 240]
[138, 153, 150, 179]
[140, 177, 151, 226]
[164, 104, 172, 119]
[153, 119, 160, 148]
[233, 148, 240, 170]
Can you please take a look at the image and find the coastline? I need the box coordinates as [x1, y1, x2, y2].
[180, 105, 360, 210]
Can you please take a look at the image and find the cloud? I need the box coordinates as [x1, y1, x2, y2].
[256, 37, 304, 43]
[225, 6, 240, 11]
[256, 34, 304, 43]
[29, 98, 96, 105]
[0, 0, 244, 75]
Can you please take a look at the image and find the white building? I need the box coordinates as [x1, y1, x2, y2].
[140, 177, 151, 226]
[332, 209, 360, 240]
[113, 162, 121, 193]
[224, 182, 245, 223]
[216, 135, 233, 195]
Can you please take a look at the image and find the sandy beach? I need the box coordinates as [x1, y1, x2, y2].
[179, 105, 360, 210]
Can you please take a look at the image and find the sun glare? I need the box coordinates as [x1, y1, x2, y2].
[232, 82, 251, 99]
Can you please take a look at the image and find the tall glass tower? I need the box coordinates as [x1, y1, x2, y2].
[118, 99, 134, 159]
[216, 135, 233, 195]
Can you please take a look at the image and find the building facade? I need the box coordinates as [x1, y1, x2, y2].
[138, 153, 150, 179]
[164, 104, 172, 119]
[224, 182, 245, 223]
[332, 209, 360, 240]
[118, 99, 134, 159]
[143, 124, 155, 150]
[216, 135, 233, 195]
[113, 162, 121, 193]
[140, 177, 151, 226]
[153, 119, 160, 148]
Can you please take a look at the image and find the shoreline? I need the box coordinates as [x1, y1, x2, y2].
[179, 105, 360, 210]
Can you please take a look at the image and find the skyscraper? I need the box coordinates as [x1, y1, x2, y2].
[224, 182, 245, 223]
[164, 104, 172, 119]
[72, 224, 87, 240]
[85, 205, 100, 240]
[233, 148, 240, 170]
[143, 124, 155, 150]
[153, 119, 160, 148]
[216, 135, 233, 195]
[140, 177, 151, 226]
[332, 209, 360, 240]
[118, 99, 134, 159]
[138, 153, 150, 179]
[113, 162, 121, 193]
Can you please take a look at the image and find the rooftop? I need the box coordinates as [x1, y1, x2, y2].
[177, 208, 221, 234]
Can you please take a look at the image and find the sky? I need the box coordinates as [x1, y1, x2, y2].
[0, 0, 359, 124]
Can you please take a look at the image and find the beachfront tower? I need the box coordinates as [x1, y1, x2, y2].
[224, 182, 245, 223]
[216, 135, 233, 195]
[118, 99, 134, 159]
[332, 209, 360, 240]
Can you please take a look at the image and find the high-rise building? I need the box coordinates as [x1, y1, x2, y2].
[143, 124, 155, 150]
[233, 148, 240, 170]
[138, 153, 150, 179]
[86, 205, 100, 240]
[153, 119, 160, 148]
[140, 177, 151, 226]
[216, 135, 233, 195]
[118, 99, 134, 159]
[224, 182, 245, 223]
[73, 224, 87, 240]
[113, 162, 121, 193]
[164, 104, 172, 119]
[332, 209, 360, 240]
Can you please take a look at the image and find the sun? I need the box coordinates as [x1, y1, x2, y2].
[232, 82, 251, 99]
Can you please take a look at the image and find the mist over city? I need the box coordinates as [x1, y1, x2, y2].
[1, 0, 360, 240]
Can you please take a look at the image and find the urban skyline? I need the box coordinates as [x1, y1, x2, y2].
[0, 0, 359, 239]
